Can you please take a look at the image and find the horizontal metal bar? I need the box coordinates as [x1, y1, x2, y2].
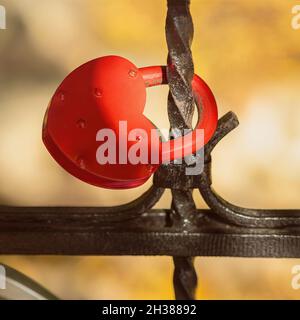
[1, 207, 300, 257]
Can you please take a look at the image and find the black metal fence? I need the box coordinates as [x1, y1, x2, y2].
[1, 0, 300, 300]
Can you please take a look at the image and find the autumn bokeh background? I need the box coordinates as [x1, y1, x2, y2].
[0, 0, 300, 299]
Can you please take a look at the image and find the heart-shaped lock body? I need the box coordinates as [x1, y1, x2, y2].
[43, 56, 218, 189]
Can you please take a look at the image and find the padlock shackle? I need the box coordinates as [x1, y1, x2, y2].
[139, 66, 167, 87]
[139, 66, 218, 163]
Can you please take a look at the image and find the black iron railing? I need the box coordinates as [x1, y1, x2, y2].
[1, 0, 300, 300]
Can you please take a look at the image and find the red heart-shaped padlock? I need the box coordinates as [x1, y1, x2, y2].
[42, 56, 218, 189]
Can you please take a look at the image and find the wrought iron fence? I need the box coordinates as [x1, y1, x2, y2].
[1, 0, 300, 300]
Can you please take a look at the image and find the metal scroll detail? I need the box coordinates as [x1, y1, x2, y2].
[199, 112, 300, 229]
[91, 185, 164, 223]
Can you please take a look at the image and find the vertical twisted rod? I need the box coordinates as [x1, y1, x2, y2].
[166, 0, 198, 300]
[173, 257, 197, 300]
[166, 0, 195, 130]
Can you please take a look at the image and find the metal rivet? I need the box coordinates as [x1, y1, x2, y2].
[76, 157, 86, 169]
[76, 119, 86, 129]
[128, 69, 138, 78]
[57, 91, 65, 102]
[94, 88, 102, 98]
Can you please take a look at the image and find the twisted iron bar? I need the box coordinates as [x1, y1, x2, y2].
[166, 0, 198, 300]
[173, 257, 197, 300]
[166, 0, 195, 130]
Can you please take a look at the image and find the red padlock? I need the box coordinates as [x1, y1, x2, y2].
[42, 56, 218, 189]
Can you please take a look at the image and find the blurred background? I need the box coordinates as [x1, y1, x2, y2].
[0, 0, 300, 299]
